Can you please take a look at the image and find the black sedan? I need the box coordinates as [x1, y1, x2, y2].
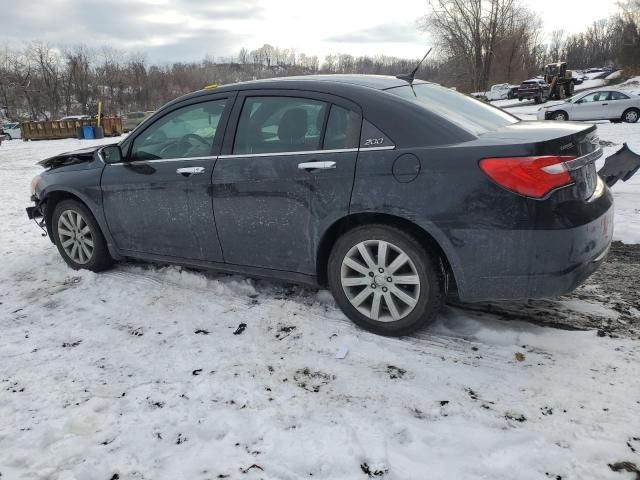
[27, 75, 637, 336]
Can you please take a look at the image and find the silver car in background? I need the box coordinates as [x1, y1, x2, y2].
[538, 88, 640, 123]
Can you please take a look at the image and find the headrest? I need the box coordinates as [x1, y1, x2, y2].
[278, 108, 307, 143]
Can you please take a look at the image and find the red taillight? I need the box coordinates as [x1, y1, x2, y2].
[479, 155, 575, 198]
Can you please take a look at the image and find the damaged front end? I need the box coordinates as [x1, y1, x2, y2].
[26, 194, 48, 237]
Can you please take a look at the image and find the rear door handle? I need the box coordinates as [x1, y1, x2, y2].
[297, 161, 336, 170]
[176, 166, 205, 176]
[602, 103, 609, 106]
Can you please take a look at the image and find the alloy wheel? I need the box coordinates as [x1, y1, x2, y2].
[57, 209, 94, 264]
[340, 240, 422, 322]
[624, 110, 639, 123]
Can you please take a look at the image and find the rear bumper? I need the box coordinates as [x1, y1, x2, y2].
[453, 194, 614, 302]
[518, 90, 541, 99]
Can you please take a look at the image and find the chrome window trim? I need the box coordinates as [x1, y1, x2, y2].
[219, 148, 357, 159]
[218, 145, 395, 159]
[106, 145, 397, 164]
[108, 156, 217, 166]
[359, 145, 396, 152]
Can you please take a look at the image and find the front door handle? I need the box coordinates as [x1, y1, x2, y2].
[298, 161, 336, 170]
[602, 103, 609, 106]
[176, 166, 205, 177]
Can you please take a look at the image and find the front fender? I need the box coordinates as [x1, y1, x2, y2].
[36, 170, 123, 260]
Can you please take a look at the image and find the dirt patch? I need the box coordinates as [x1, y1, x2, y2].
[451, 242, 640, 338]
[293, 367, 334, 393]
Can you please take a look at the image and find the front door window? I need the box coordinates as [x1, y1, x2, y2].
[130, 100, 227, 161]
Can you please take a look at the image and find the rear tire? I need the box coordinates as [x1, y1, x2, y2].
[327, 225, 443, 336]
[51, 199, 113, 272]
[622, 108, 639, 123]
[6, 133, 11, 140]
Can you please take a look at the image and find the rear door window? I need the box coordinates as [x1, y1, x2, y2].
[234, 97, 328, 154]
[610, 91, 630, 100]
[323, 105, 361, 150]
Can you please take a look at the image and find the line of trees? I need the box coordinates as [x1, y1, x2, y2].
[424, 0, 640, 92]
[0, 0, 638, 122]
[0, 44, 445, 121]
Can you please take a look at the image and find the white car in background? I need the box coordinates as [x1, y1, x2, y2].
[1, 122, 21, 140]
[471, 83, 520, 101]
[537, 88, 640, 123]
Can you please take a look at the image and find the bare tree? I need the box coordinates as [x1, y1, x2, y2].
[549, 29, 565, 62]
[424, 0, 523, 91]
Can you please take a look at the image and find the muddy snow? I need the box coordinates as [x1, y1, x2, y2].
[0, 120, 639, 479]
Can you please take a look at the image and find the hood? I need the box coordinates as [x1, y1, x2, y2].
[541, 100, 568, 109]
[38, 145, 106, 170]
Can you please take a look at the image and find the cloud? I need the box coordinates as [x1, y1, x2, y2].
[0, 0, 258, 62]
[324, 22, 424, 44]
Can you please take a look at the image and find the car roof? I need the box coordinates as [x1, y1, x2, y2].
[223, 74, 425, 90]
[173, 74, 430, 103]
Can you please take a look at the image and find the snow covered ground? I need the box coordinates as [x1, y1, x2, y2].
[0, 120, 639, 479]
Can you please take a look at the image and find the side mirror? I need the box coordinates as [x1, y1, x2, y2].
[100, 145, 123, 163]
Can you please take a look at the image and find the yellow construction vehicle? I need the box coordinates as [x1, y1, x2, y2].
[544, 62, 578, 100]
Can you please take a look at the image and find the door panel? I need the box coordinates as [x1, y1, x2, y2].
[102, 159, 221, 260]
[212, 154, 314, 271]
[212, 92, 361, 274]
[101, 96, 233, 261]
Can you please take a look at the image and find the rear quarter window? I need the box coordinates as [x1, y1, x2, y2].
[386, 83, 518, 136]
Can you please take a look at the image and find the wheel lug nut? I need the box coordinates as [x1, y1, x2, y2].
[371, 284, 376, 289]
[369, 272, 374, 277]
[382, 287, 388, 292]
[387, 277, 392, 282]
[378, 268, 384, 273]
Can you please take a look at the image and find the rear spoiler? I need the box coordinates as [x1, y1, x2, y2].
[598, 143, 640, 188]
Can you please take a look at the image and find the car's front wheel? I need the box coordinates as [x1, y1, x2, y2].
[552, 111, 568, 121]
[622, 108, 639, 123]
[51, 199, 113, 272]
[328, 225, 443, 336]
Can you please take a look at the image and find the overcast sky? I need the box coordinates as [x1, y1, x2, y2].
[0, 0, 622, 63]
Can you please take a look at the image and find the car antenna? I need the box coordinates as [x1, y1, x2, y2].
[396, 48, 432, 84]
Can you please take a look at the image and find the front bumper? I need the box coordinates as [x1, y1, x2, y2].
[26, 196, 47, 235]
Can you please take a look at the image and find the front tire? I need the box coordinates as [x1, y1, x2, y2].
[622, 108, 639, 123]
[327, 225, 443, 336]
[552, 111, 568, 121]
[51, 199, 113, 272]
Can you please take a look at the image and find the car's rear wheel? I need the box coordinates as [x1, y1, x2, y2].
[51, 199, 113, 272]
[552, 111, 568, 121]
[622, 108, 639, 123]
[327, 225, 443, 336]
[6, 133, 12, 140]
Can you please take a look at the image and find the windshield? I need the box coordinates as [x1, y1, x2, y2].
[566, 92, 586, 103]
[387, 83, 518, 136]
